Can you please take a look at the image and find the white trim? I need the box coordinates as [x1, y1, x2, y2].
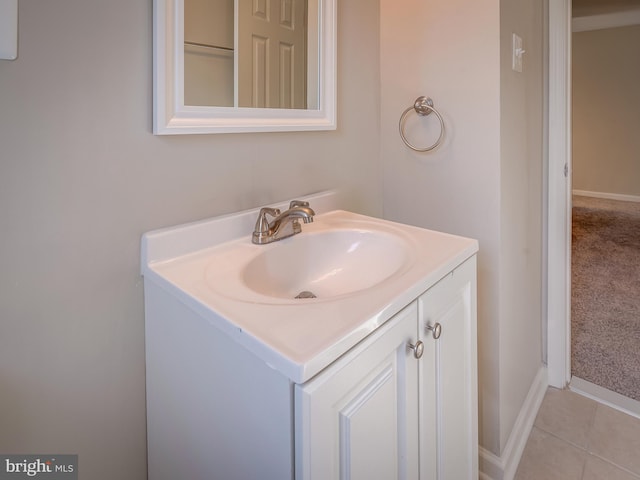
[570, 376, 640, 420]
[0, 0, 18, 60]
[573, 189, 640, 204]
[573, 9, 640, 32]
[546, 0, 572, 389]
[479, 367, 548, 480]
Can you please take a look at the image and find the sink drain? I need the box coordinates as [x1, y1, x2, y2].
[295, 290, 317, 299]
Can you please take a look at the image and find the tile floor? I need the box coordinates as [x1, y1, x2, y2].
[515, 387, 640, 480]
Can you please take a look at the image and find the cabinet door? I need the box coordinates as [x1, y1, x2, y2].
[419, 256, 478, 480]
[295, 303, 420, 480]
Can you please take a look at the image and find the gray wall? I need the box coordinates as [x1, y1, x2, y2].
[499, 0, 544, 453]
[573, 25, 640, 197]
[0, 1, 381, 478]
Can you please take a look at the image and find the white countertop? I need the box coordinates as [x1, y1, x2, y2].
[141, 192, 478, 383]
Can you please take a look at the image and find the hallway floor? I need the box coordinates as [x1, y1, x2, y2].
[571, 195, 640, 401]
[515, 388, 640, 480]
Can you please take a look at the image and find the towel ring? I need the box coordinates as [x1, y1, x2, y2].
[399, 96, 445, 152]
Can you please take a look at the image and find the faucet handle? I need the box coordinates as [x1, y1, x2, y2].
[289, 200, 310, 209]
[260, 207, 281, 216]
[254, 207, 280, 234]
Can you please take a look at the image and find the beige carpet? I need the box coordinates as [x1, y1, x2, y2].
[571, 196, 640, 401]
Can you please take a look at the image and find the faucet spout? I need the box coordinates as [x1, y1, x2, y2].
[252, 203, 315, 245]
[273, 206, 315, 225]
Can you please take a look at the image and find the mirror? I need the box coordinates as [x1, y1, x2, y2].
[153, 0, 336, 135]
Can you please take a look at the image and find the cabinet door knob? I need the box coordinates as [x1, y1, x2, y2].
[407, 340, 424, 359]
[426, 322, 442, 339]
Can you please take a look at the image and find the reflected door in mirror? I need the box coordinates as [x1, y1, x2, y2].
[238, 0, 307, 109]
[184, 0, 307, 109]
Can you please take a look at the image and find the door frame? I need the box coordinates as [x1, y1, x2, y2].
[546, 0, 572, 388]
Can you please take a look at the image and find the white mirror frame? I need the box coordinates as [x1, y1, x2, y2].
[153, 0, 337, 135]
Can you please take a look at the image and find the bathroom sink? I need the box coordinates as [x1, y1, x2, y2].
[202, 213, 417, 305]
[142, 192, 478, 381]
[240, 228, 410, 300]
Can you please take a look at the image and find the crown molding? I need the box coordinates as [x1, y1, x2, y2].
[573, 9, 640, 32]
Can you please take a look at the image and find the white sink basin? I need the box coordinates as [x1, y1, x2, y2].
[202, 212, 417, 305]
[241, 228, 410, 300]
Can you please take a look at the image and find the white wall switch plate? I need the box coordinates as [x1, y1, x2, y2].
[0, 0, 18, 60]
[512, 33, 524, 73]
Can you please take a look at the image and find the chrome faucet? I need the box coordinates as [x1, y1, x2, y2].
[252, 200, 315, 244]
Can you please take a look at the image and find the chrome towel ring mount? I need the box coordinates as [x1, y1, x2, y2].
[399, 96, 445, 152]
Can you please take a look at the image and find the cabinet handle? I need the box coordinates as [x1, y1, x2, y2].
[426, 322, 442, 339]
[407, 340, 424, 359]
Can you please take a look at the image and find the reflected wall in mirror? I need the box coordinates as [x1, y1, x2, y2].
[184, 0, 235, 107]
[153, 0, 336, 134]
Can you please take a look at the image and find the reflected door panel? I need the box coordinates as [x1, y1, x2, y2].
[237, 0, 307, 109]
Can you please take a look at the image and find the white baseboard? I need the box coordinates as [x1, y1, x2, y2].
[573, 189, 640, 204]
[479, 366, 548, 480]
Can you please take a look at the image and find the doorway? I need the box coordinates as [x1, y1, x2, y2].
[547, 0, 640, 413]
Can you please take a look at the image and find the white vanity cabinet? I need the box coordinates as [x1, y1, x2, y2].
[142, 196, 479, 480]
[294, 256, 477, 480]
[295, 302, 421, 480]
